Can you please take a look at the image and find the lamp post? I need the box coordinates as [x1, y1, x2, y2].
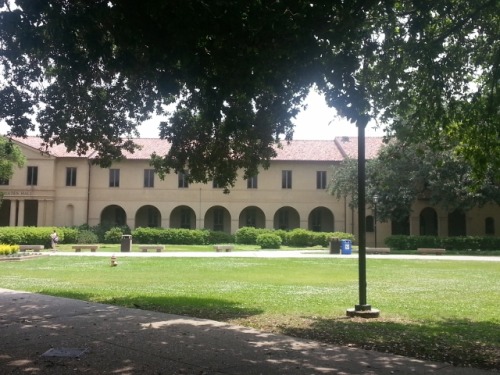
[373, 195, 378, 249]
[346, 119, 380, 318]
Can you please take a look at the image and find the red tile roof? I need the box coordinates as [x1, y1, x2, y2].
[10, 136, 385, 161]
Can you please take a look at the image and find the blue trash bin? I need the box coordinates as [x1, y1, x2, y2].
[340, 239, 352, 255]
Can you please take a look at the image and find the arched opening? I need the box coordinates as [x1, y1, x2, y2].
[308, 207, 334, 232]
[100, 205, 127, 227]
[171, 206, 196, 229]
[135, 205, 161, 228]
[239, 206, 266, 228]
[274, 207, 300, 230]
[448, 209, 466, 236]
[205, 206, 231, 233]
[65, 204, 75, 227]
[420, 207, 438, 236]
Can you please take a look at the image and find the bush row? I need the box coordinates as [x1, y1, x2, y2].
[235, 227, 354, 247]
[0, 226, 352, 247]
[385, 235, 500, 251]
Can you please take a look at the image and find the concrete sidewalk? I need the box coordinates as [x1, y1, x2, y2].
[0, 288, 494, 374]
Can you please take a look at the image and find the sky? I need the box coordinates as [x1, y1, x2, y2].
[1, 89, 384, 140]
[137, 89, 384, 139]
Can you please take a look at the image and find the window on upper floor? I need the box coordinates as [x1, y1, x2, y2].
[213, 180, 222, 189]
[247, 175, 258, 189]
[282, 170, 292, 189]
[27, 166, 38, 186]
[109, 169, 120, 187]
[0, 178, 9, 185]
[144, 169, 155, 188]
[66, 167, 77, 186]
[316, 171, 327, 189]
[178, 172, 189, 188]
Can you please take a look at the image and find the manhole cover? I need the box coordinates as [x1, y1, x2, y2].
[41, 348, 88, 358]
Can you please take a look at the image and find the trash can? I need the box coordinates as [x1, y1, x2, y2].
[329, 238, 340, 254]
[340, 239, 352, 255]
[121, 234, 132, 252]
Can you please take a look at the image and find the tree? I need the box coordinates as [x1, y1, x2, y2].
[0, 1, 498, 189]
[329, 141, 500, 222]
[0, 136, 25, 204]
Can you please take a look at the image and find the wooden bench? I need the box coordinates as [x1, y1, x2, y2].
[417, 248, 446, 255]
[19, 245, 45, 252]
[139, 245, 164, 252]
[72, 245, 99, 252]
[366, 247, 391, 254]
[214, 245, 233, 252]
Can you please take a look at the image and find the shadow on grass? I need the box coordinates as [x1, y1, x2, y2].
[41, 289, 263, 322]
[278, 316, 500, 371]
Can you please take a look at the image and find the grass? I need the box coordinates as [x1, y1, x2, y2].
[0, 255, 498, 370]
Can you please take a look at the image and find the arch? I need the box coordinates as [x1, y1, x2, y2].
[308, 207, 334, 232]
[274, 206, 300, 230]
[391, 214, 410, 235]
[448, 209, 466, 236]
[100, 205, 127, 227]
[135, 205, 161, 228]
[205, 206, 231, 233]
[420, 207, 438, 236]
[65, 204, 75, 227]
[171, 205, 196, 229]
[485, 217, 495, 235]
[239, 206, 266, 228]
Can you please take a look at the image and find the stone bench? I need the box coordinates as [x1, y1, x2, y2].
[72, 245, 99, 252]
[139, 245, 164, 252]
[214, 245, 233, 252]
[366, 247, 391, 254]
[417, 248, 446, 255]
[19, 245, 45, 252]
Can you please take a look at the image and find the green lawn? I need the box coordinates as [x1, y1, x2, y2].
[0, 256, 498, 370]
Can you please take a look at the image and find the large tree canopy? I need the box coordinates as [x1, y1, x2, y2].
[329, 141, 500, 222]
[0, 0, 498, 188]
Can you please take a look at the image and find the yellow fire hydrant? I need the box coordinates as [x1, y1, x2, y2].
[110, 254, 118, 267]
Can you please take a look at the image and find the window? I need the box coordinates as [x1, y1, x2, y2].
[109, 169, 120, 187]
[282, 170, 292, 189]
[213, 180, 222, 189]
[485, 217, 495, 235]
[213, 208, 224, 231]
[247, 175, 258, 189]
[316, 171, 327, 189]
[66, 167, 77, 186]
[27, 166, 38, 186]
[0, 178, 9, 185]
[144, 169, 155, 188]
[178, 172, 189, 188]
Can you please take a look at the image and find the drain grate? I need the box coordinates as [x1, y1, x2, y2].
[41, 348, 88, 358]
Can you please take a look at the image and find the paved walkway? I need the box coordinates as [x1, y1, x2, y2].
[1, 252, 498, 374]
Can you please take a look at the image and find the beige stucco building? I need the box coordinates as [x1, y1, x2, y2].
[0, 136, 498, 246]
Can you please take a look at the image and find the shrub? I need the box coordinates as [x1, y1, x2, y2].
[287, 229, 314, 247]
[256, 233, 282, 249]
[104, 227, 124, 244]
[235, 227, 261, 244]
[0, 244, 18, 255]
[77, 230, 99, 244]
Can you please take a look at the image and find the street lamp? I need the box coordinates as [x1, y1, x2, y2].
[346, 119, 380, 318]
[373, 195, 378, 249]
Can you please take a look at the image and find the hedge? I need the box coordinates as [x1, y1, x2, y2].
[385, 235, 500, 251]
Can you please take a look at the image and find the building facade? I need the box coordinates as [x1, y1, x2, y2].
[0, 136, 498, 246]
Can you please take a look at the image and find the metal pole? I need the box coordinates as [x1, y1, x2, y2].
[346, 119, 379, 318]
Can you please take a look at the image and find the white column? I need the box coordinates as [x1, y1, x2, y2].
[18, 200, 25, 226]
[9, 200, 17, 226]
